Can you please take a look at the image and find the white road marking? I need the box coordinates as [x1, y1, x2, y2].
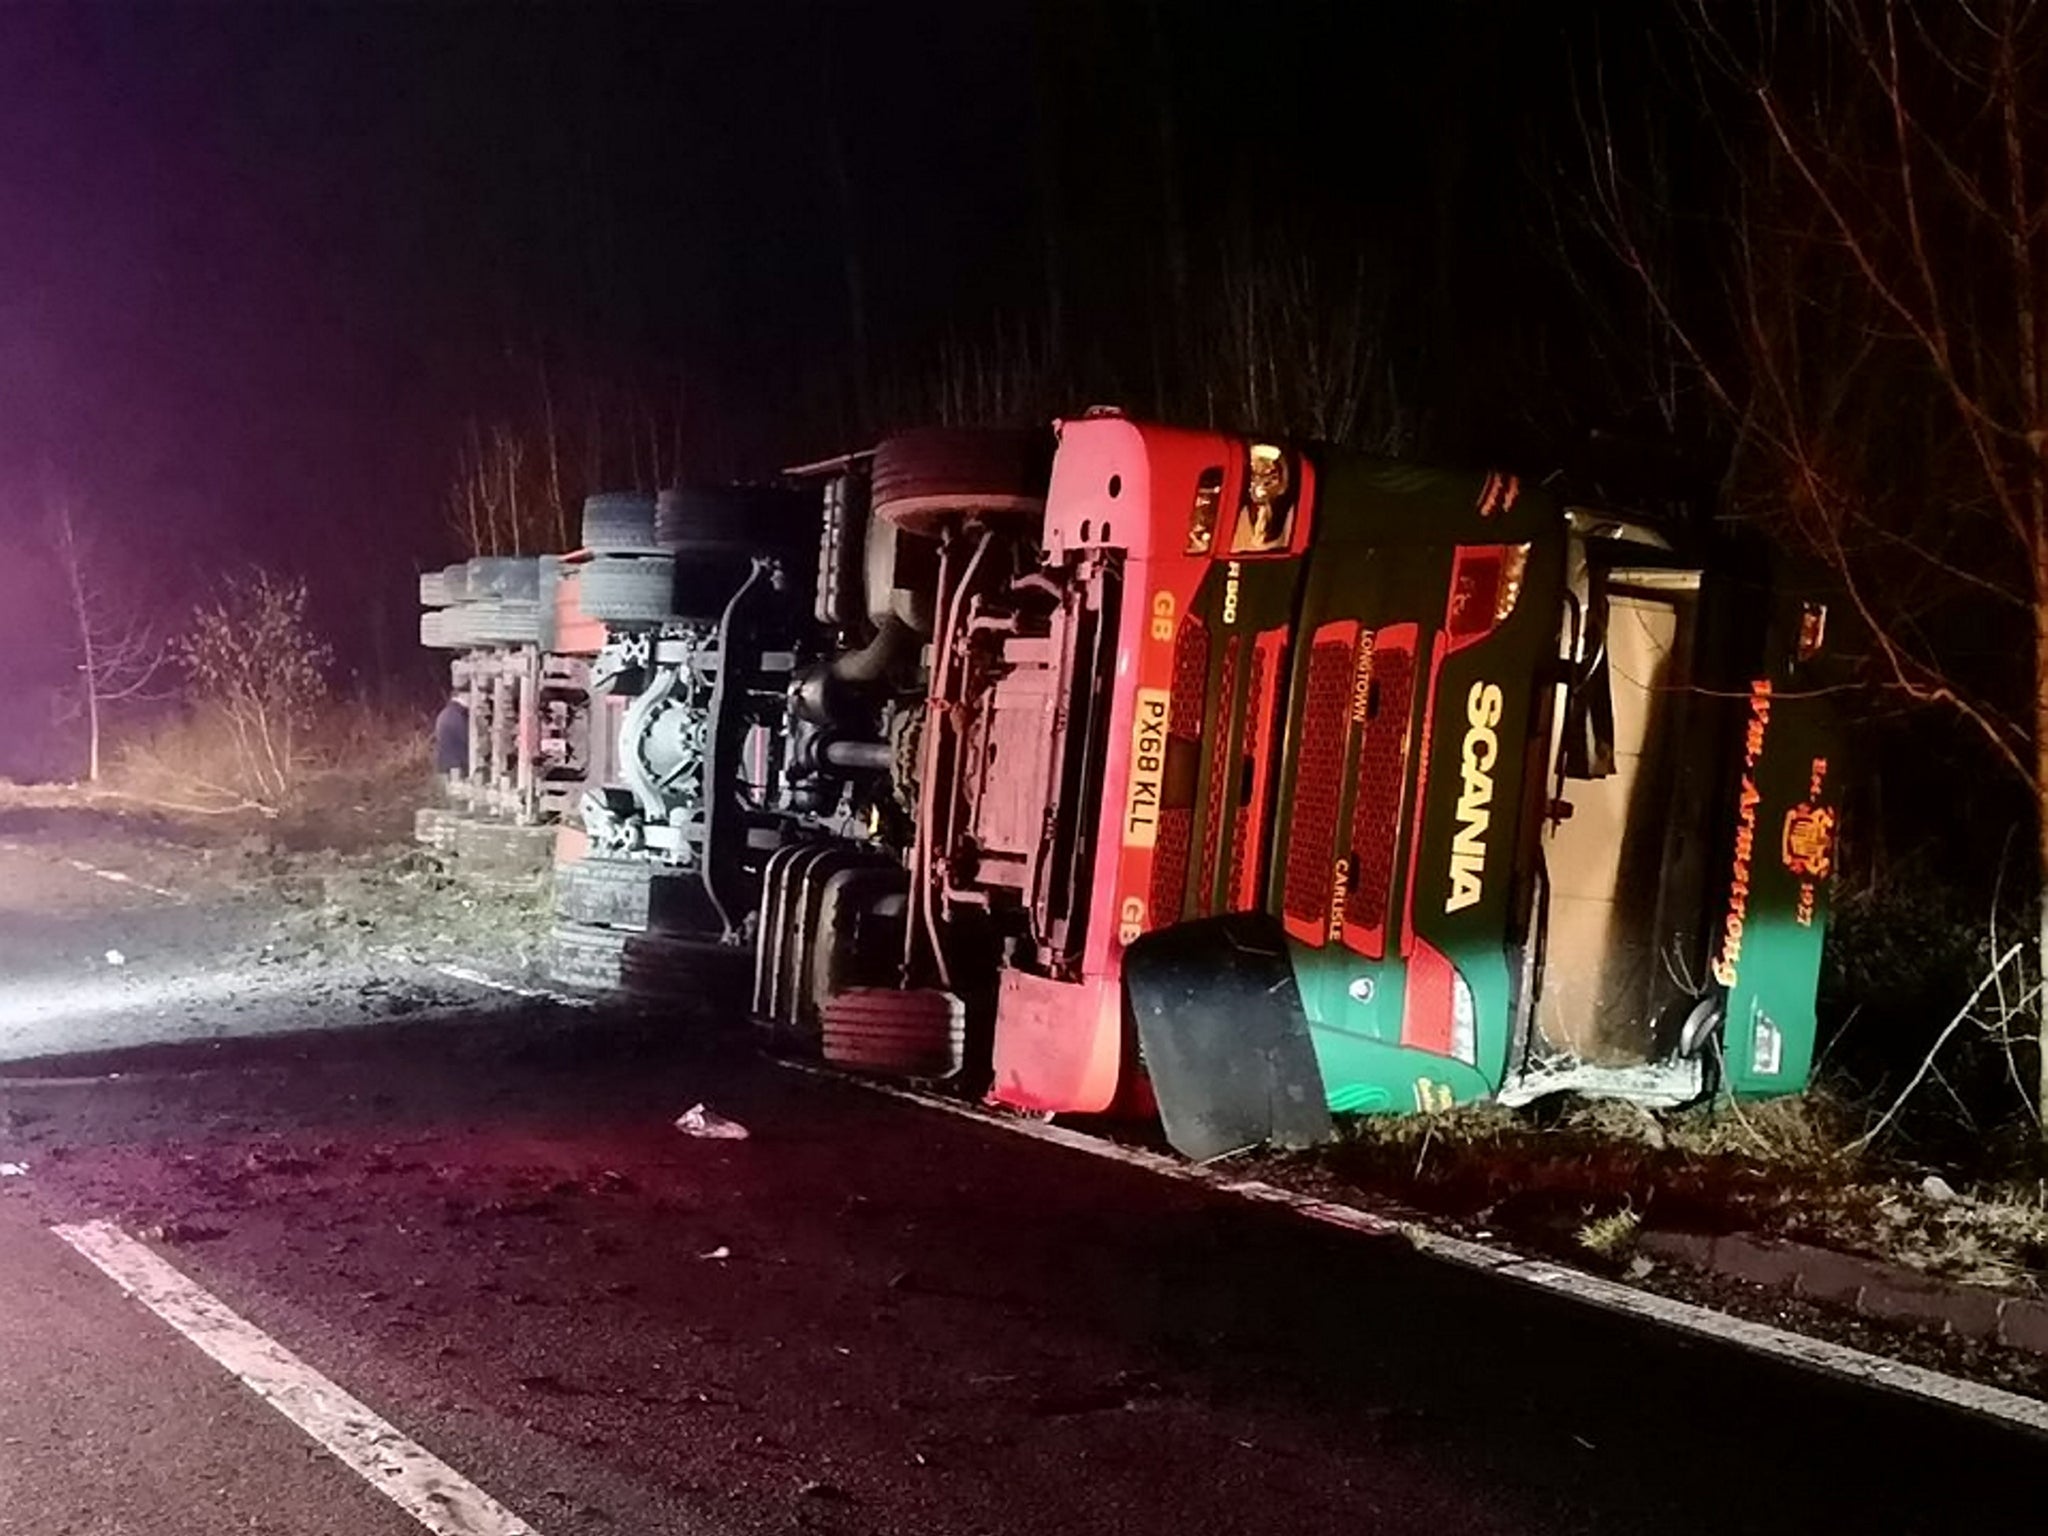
[785, 1062, 2048, 1439]
[50, 1220, 547, 1536]
[55, 852, 189, 903]
[1403, 1229, 2048, 1433]
[434, 964, 591, 1008]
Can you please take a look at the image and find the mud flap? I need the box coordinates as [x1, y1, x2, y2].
[1124, 914, 1335, 1161]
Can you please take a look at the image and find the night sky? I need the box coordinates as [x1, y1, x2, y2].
[0, 2, 1605, 689]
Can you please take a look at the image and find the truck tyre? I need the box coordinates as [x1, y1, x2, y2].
[419, 609, 457, 649]
[413, 806, 459, 850]
[445, 603, 488, 650]
[821, 988, 965, 1077]
[545, 919, 630, 991]
[463, 599, 542, 645]
[582, 492, 660, 552]
[545, 918, 740, 1000]
[553, 855, 657, 931]
[536, 555, 563, 653]
[466, 556, 540, 600]
[579, 555, 675, 626]
[868, 427, 1051, 533]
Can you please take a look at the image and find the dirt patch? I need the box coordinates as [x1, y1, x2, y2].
[238, 841, 550, 977]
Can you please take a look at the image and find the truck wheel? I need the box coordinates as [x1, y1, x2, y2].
[413, 806, 459, 849]
[466, 556, 541, 600]
[821, 988, 965, 1077]
[550, 854, 703, 933]
[544, 918, 740, 1000]
[869, 427, 1051, 534]
[579, 555, 675, 626]
[536, 556, 563, 653]
[419, 609, 457, 649]
[463, 599, 542, 645]
[545, 919, 630, 991]
[582, 492, 660, 552]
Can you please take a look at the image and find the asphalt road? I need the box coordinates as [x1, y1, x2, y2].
[1, 812, 2045, 1534]
[0, 997, 2044, 1536]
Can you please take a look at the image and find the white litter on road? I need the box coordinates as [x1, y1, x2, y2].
[51, 1220, 549, 1536]
[674, 1103, 750, 1140]
[0, 1162, 27, 1177]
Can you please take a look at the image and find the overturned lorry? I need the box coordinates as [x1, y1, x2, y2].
[538, 414, 1840, 1158]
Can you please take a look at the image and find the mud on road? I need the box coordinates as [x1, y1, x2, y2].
[0, 802, 543, 1066]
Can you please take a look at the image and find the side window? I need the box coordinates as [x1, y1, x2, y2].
[1229, 443, 1298, 554]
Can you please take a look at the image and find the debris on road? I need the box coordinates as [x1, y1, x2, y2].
[145, 1219, 227, 1245]
[675, 1103, 749, 1140]
[0, 1162, 27, 1177]
[104, 948, 126, 966]
[699, 1245, 732, 1261]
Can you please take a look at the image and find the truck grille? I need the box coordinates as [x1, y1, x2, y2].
[1196, 635, 1241, 916]
[1282, 630, 1357, 942]
[1169, 614, 1208, 735]
[1230, 631, 1281, 911]
[1344, 634, 1416, 956]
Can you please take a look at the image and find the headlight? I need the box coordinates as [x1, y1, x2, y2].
[1450, 970, 1477, 1065]
[1496, 543, 1531, 626]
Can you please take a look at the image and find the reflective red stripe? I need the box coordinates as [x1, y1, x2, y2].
[1342, 624, 1418, 960]
[1232, 627, 1286, 912]
[1195, 635, 1241, 916]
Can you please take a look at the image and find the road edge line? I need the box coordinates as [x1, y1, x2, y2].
[778, 1060, 2048, 1439]
[50, 1220, 548, 1536]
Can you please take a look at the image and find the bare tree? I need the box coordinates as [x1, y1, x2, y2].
[1197, 234, 1410, 452]
[1579, 0, 2048, 1126]
[178, 570, 333, 808]
[444, 365, 697, 557]
[46, 495, 167, 782]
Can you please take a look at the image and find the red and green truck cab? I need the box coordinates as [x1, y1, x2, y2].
[980, 414, 1839, 1158]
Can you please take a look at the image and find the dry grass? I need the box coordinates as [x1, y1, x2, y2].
[1847, 1181, 2048, 1291]
[1308, 1088, 2048, 1293]
[91, 696, 430, 841]
[1575, 1205, 1643, 1259]
[101, 711, 280, 817]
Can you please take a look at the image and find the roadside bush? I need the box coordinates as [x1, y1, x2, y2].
[1821, 854, 2043, 1170]
[106, 693, 430, 824]
[174, 570, 333, 808]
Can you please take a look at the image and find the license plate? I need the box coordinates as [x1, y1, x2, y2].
[1123, 688, 1170, 847]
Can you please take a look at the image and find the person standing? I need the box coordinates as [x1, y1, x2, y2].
[433, 691, 470, 795]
